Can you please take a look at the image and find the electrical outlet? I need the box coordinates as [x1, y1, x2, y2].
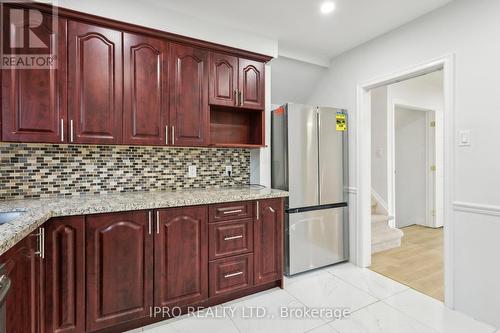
[188, 165, 197, 178]
[225, 165, 232, 177]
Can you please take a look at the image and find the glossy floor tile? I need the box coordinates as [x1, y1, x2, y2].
[125, 264, 497, 333]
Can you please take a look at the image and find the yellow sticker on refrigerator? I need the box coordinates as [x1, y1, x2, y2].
[336, 114, 347, 131]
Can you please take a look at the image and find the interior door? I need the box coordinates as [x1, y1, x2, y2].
[287, 104, 319, 209]
[123, 33, 169, 145]
[169, 43, 209, 146]
[155, 206, 208, 307]
[1, 11, 67, 143]
[86, 211, 153, 332]
[318, 108, 346, 205]
[68, 21, 123, 144]
[209, 52, 238, 107]
[238, 58, 264, 110]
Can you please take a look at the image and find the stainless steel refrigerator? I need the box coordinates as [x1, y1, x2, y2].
[271, 103, 349, 276]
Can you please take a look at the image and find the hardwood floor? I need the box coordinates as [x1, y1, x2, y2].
[370, 225, 444, 301]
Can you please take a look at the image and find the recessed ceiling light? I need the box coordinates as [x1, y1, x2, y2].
[320, 1, 336, 15]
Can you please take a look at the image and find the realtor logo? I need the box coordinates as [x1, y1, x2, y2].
[1, 0, 59, 69]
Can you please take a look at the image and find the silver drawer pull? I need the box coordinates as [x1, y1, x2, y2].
[224, 271, 243, 278]
[222, 209, 243, 215]
[224, 235, 243, 241]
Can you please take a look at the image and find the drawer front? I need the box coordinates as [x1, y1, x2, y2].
[209, 254, 253, 297]
[209, 219, 253, 260]
[209, 201, 253, 222]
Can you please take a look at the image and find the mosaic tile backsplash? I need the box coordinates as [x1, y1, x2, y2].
[0, 143, 250, 200]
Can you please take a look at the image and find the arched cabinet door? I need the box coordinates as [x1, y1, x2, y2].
[169, 43, 209, 146]
[68, 21, 123, 144]
[209, 52, 238, 107]
[154, 206, 208, 307]
[239, 58, 265, 110]
[86, 211, 153, 332]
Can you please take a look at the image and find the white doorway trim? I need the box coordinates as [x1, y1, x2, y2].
[355, 54, 455, 308]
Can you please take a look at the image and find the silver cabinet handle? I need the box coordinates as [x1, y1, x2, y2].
[156, 211, 160, 234]
[165, 126, 169, 145]
[256, 201, 260, 220]
[238, 91, 242, 106]
[70, 120, 74, 143]
[224, 271, 243, 278]
[148, 211, 152, 235]
[171, 126, 175, 145]
[223, 209, 243, 215]
[61, 119, 64, 142]
[224, 235, 243, 241]
[34, 228, 45, 259]
[240, 91, 244, 106]
[234, 90, 238, 106]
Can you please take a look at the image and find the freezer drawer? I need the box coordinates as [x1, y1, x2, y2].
[286, 206, 348, 275]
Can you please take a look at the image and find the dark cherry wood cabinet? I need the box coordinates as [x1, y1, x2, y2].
[45, 216, 85, 333]
[1, 11, 67, 143]
[68, 21, 123, 145]
[239, 59, 265, 110]
[123, 33, 169, 146]
[209, 219, 253, 260]
[1, 228, 43, 333]
[155, 206, 208, 308]
[209, 253, 253, 297]
[86, 211, 153, 332]
[254, 198, 284, 285]
[169, 43, 209, 147]
[209, 53, 239, 107]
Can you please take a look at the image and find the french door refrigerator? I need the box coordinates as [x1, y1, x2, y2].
[271, 103, 349, 275]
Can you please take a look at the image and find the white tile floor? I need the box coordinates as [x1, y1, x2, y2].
[126, 263, 497, 333]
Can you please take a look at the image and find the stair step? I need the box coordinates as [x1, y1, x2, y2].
[372, 214, 389, 223]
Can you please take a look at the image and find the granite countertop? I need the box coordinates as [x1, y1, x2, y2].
[0, 187, 288, 256]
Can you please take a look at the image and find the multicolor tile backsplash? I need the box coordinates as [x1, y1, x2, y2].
[0, 143, 250, 200]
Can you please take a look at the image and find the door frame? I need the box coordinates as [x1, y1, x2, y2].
[355, 54, 455, 307]
[389, 103, 441, 229]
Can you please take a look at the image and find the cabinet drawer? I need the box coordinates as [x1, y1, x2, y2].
[209, 219, 253, 260]
[209, 201, 253, 222]
[209, 254, 253, 297]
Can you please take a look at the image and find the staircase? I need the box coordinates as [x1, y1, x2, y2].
[371, 197, 404, 254]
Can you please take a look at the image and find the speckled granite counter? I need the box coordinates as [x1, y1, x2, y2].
[0, 187, 288, 256]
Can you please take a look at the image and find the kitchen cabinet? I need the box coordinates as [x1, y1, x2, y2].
[68, 21, 123, 144]
[239, 59, 265, 110]
[169, 43, 209, 146]
[209, 53, 239, 107]
[254, 198, 284, 285]
[45, 216, 85, 333]
[86, 211, 153, 332]
[155, 206, 208, 307]
[209, 253, 253, 297]
[1, 11, 67, 143]
[123, 33, 169, 146]
[1, 228, 44, 333]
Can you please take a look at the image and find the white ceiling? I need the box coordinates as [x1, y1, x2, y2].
[143, 0, 453, 66]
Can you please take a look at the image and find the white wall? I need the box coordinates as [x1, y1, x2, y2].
[307, 0, 500, 327]
[395, 107, 428, 228]
[270, 57, 327, 105]
[371, 86, 388, 206]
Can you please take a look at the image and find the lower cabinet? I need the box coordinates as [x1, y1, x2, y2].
[209, 254, 253, 297]
[86, 211, 154, 332]
[154, 206, 208, 308]
[45, 216, 85, 333]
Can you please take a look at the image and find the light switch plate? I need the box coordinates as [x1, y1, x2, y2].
[458, 130, 471, 147]
[188, 165, 197, 178]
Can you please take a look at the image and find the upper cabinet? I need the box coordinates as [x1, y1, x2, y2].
[1, 10, 67, 143]
[169, 44, 209, 147]
[209, 53, 265, 110]
[123, 33, 169, 146]
[68, 21, 123, 144]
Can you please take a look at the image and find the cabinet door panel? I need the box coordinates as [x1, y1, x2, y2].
[209, 52, 238, 107]
[68, 21, 122, 144]
[86, 211, 153, 331]
[123, 33, 169, 145]
[45, 216, 85, 333]
[239, 59, 265, 110]
[170, 44, 209, 146]
[1, 12, 67, 143]
[155, 206, 208, 307]
[254, 198, 284, 285]
[1, 230, 42, 333]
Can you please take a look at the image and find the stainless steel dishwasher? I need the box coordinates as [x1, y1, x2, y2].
[0, 263, 10, 333]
